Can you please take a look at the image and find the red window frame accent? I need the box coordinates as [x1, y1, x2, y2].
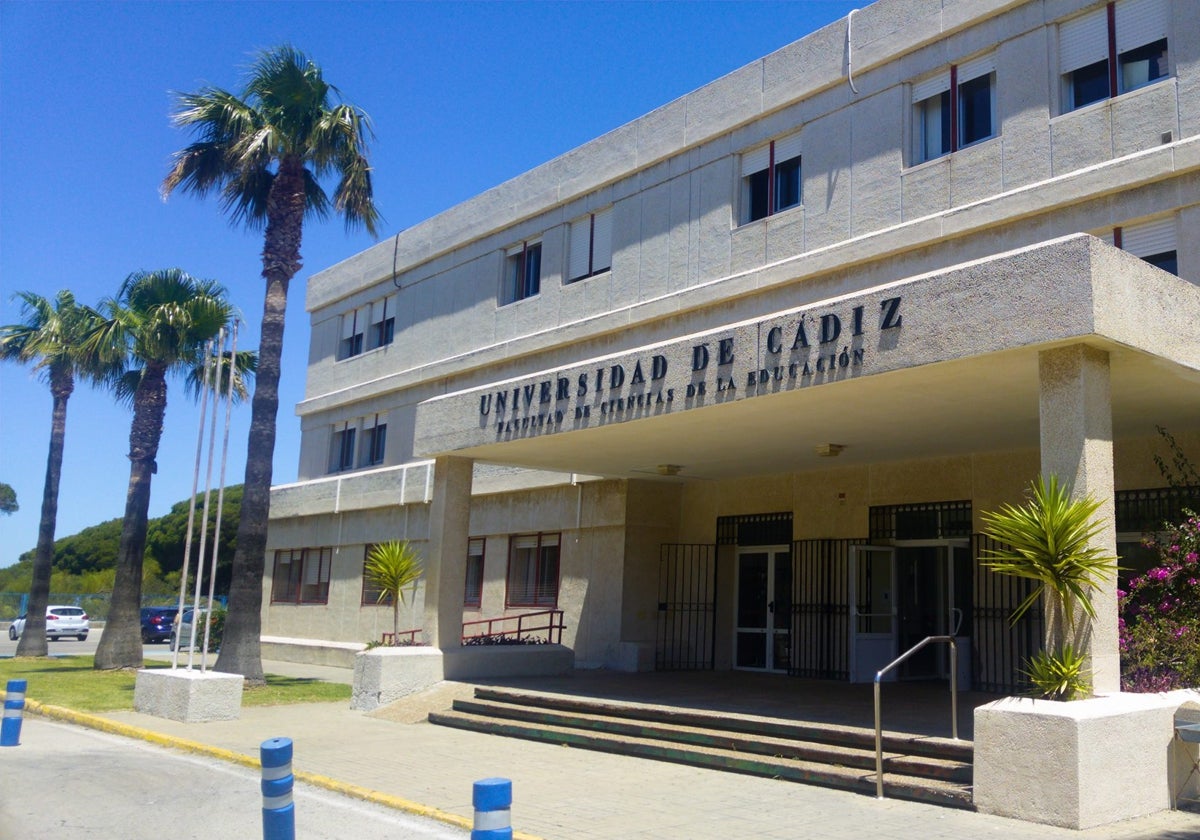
[271, 547, 332, 605]
[464, 538, 485, 609]
[504, 533, 561, 609]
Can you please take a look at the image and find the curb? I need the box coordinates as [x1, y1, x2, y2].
[25, 698, 545, 840]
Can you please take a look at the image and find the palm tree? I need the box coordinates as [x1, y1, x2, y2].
[364, 541, 424, 643]
[162, 46, 380, 683]
[90, 270, 250, 670]
[0, 291, 108, 657]
[981, 474, 1118, 698]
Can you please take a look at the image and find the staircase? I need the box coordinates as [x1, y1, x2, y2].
[428, 686, 973, 809]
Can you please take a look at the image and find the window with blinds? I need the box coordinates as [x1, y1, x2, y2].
[567, 208, 613, 283]
[502, 241, 542, 304]
[368, 294, 397, 350]
[505, 533, 560, 607]
[739, 132, 801, 225]
[329, 423, 356, 473]
[339, 308, 364, 359]
[1118, 216, 1178, 275]
[1060, 0, 1170, 113]
[464, 538, 485, 608]
[359, 415, 387, 468]
[272, 547, 332, 604]
[911, 53, 996, 164]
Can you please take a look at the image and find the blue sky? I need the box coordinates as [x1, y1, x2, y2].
[0, 0, 860, 569]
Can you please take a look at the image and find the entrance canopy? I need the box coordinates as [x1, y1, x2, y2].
[413, 236, 1200, 481]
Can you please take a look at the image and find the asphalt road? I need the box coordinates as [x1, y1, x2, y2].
[0, 717, 467, 840]
[1, 624, 180, 660]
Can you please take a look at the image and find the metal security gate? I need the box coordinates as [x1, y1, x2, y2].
[656, 544, 717, 670]
[972, 533, 1044, 693]
[789, 539, 865, 680]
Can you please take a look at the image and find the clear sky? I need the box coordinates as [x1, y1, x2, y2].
[0, 0, 860, 569]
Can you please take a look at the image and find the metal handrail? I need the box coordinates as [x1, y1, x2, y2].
[461, 609, 565, 645]
[873, 635, 959, 799]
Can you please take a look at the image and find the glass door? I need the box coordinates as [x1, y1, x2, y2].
[849, 545, 897, 683]
[894, 540, 972, 682]
[734, 546, 792, 672]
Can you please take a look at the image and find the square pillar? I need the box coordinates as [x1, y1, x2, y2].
[1038, 344, 1119, 694]
[423, 456, 473, 650]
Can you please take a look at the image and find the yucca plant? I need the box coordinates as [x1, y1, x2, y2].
[1022, 645, 1089, 701]
[982, 475, 1118, 699]
[364, 541, 423, 644]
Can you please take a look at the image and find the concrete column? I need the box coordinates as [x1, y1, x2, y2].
[1038, 344, 1119, 694]
[423, 456, 473, 650]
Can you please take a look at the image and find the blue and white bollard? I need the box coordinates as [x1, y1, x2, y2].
[260, 737, 295, 840]
[1, 679, 26, 747]
[471, 777, 513, 840]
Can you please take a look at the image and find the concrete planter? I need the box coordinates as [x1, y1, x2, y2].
[351, 646, 444, 711]
[974, 690, 1200, 828]
[133, 668, 243, 723]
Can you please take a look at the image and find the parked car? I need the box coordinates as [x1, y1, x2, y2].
[140, 606, 178, 643]
[8, 605, 89, 641]
[170, 608, 213, 651]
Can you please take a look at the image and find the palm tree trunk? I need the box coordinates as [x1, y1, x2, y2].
[216, 158, 306, 685]
[16, 368, 73, 657]
[95, 365, 168, 670]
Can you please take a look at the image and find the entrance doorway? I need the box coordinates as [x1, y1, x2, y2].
[895, 541, 972, 682]
[734, 546, 792, 672]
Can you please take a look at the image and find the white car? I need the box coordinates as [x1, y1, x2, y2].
[8, 605, 90, 641]
[170, 608, 212, 651]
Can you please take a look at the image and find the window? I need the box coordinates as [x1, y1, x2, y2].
[567, 208, 613, 282]
[505, 533, 560, 608]
[1115, 216, 1178, 275]
[503, 241, 542, 304]
[339, 308, 364, 359]
[1060, 0, 1170, 113]
[361, 544, 393, 606]
[912, 54, 995, 163]
[271, 547, 331, 604]
[464, 538, 485, 608]
[359, 417, 386, 468]
[368, 294, 396, 350]
[329, 424, 356, 473]
[740, 132, 801, 224]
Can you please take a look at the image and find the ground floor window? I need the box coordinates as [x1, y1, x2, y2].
[465, 538, 485, 608]
[271, 547, 332, 604]
[506, 533, 560, 608]
[360, 543, 392, 606]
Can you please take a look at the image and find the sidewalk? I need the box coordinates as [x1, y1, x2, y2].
[27, 660, 1200, 840]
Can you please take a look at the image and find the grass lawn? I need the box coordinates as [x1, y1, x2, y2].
[0, 656, 350, 713]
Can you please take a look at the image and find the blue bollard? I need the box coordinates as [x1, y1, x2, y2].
[2, 679, 26, 747]
[260, 737, 295, 840]
[471, 777, 513, 840]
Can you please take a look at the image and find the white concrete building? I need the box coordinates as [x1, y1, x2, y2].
[264, 0, 1200, 708]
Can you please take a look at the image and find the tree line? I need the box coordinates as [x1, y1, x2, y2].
[2, 46, 379, 681]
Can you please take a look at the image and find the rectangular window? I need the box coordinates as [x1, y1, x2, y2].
[271, 547, 331, 604]
[1116, 216, 1178, 276]
[1060, 0, 1169, 112]
[368, 294, 397, 350]
[567, 208, 613, 282]
[505, 533, 560, 608]
[361, 544, 393, 606]
[464, 538, 485, 608]
[912, 55, 995, 164]
[502, 241, 542, 304]
[339, 308, 364, 360]
[329, 424, 356, 473]
[740, 132, 801, 224]
[359, 419, 386, 468]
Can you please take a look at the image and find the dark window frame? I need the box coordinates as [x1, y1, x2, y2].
[503, 241, 542, 304]
[743, 139, 801, 224]
[464, 537, 485, 609]
[914, 63, 995, 164]
[271, 547, 332, 605]
[1063, 3, 1170, 113]
[361, 543, 395, 606]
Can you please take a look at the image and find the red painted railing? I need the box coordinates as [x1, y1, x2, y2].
[380, 628, 423, 645]
[460, 610, 565, 645]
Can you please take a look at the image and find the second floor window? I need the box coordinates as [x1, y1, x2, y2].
[360, 421, 387, 468]
[1112, 216, 1178, 276]
[567, 208, 613, 282]
[339, 309, 364, 359]
[503, 241, 542, 304]
[369, 294, 396, 350]
[912, 53, 995, 164]
[1060, 0, 1169, 112]
[740, 133, 801, 224]
[329, 425, 356, 473]
[506, 532, 560, 608]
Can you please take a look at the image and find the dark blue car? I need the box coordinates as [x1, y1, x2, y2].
[140, 606, 178, 643]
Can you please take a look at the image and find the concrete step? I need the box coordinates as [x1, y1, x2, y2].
[427, 687, 974, 810]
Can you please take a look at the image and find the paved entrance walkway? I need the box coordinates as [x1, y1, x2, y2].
[32, 664, 1200, 839]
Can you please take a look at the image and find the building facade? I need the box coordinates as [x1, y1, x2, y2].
[264, 0, 1200, 694]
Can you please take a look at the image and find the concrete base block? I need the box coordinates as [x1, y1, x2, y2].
[442, 644, 574, 680]
[974, 690, 1200, 828]
[351, 646, 444, 711]
[133, 668, 243, 723]
[613, 641, 656, 673]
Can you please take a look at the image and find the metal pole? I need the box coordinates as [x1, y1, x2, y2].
[188, 328, 223, 670]
[201, 321, 239, 668]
